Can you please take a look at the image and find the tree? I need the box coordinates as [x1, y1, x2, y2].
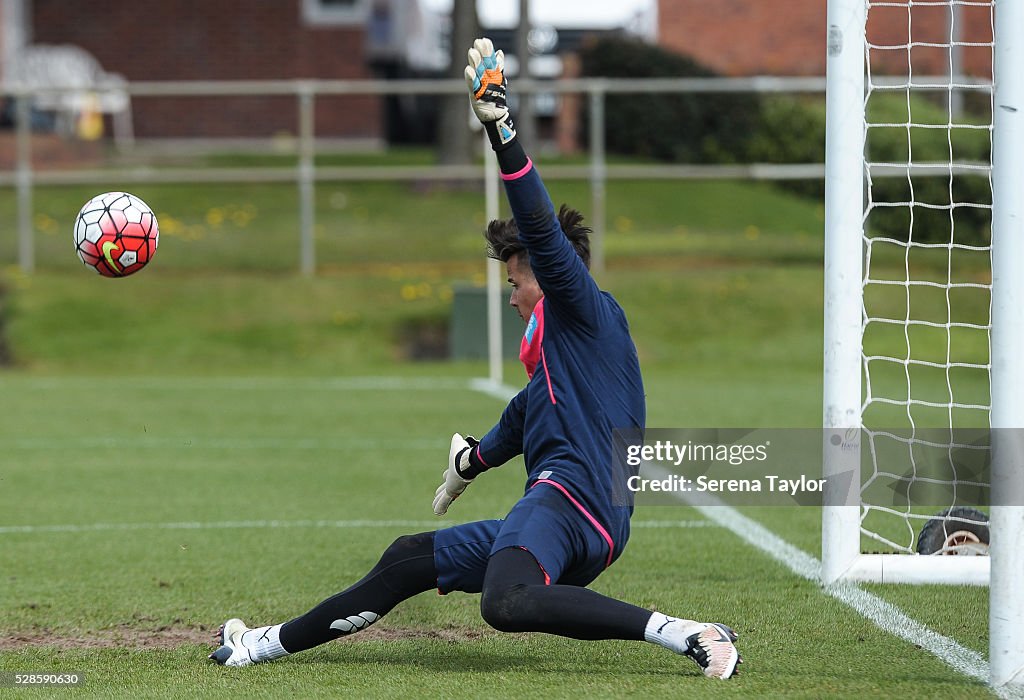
[437, 0, 480, 165]
[513, 0, 536, 148]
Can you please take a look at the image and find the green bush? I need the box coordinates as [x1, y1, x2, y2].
[578, 37, 761, 164]
[863, 94, 991, 245]
[580, 37, 991, 245]
[745, 95, 828, 199]
[747, 92, 990, 244]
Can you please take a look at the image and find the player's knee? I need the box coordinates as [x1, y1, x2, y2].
[380, 532, 433, 567]
[480, 583, 536, 633]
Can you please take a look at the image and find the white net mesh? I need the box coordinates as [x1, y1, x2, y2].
[860, 0, 994, 553]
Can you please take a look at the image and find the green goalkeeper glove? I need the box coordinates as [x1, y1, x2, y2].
[432, 433, 479, 516]
[464, 37, 517, 146]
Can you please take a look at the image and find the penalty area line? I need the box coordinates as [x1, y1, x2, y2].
[649, 467, 1017, 698]
[465, 386, 1007, 692]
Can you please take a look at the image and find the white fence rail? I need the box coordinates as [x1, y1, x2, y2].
[1, 75, 974, 275]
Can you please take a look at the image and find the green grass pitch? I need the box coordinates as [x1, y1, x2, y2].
[0, 376, 992, 698]
[0, 175, 993, 697]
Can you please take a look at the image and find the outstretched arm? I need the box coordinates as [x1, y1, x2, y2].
[465, 38, 607, 331]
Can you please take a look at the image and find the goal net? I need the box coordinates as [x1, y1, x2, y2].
[825, 0, 1024, 686]
[823, 0, 999, 585]
[859, 0, 994, 559]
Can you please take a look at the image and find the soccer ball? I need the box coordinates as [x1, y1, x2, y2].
[74, 191, 159, 277]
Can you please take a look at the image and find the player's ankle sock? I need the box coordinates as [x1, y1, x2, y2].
[240, 624, 289, 662]
[643, 613, 705, 655]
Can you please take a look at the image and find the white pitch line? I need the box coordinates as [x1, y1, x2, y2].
[6, 437, 443, 451]
[0, 519, 717, 536]
[651, 469, 1017, 698]
[1, 377, 522, 451]
[688, 497, 993, 685]
[0, 376, 482, 392]
[0, 519, 443, 535]
[468, 378, 521, 403]
[464, 384, 997, 688]
[7, 375, 1008, 692]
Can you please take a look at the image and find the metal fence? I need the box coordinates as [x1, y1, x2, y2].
[1, 76, 834, 275]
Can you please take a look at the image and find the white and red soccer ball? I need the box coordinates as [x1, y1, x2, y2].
[74, 191, 159, 277]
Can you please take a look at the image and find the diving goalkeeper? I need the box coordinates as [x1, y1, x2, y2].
[209, 37, 741, 680]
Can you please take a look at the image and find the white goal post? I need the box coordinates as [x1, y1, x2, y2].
[823, 0, 1024, 688]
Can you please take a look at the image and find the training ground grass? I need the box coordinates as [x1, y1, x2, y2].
[0, 377, 993, 699]
[0, 177, 993, 697]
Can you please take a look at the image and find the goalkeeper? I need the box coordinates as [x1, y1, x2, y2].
[210, 38, 741, 680]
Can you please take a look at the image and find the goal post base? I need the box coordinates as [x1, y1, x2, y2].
[836, 554, 989, 586]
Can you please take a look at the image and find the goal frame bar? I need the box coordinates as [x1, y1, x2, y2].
[822, 0, 1024, 688]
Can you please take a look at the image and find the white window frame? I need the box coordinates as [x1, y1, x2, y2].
[301, 0, 370, 26]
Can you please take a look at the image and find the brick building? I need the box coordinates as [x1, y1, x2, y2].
[5, 1, 996, 147]
[657, 0, 993, 78]
[20, 0, 383, 143]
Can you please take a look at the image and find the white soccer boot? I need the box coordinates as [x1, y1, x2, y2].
[683, 623, 742, 679]
[209, 618, 255, 667]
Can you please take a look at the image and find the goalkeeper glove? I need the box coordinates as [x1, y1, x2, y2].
[464, 37, 517, 146]
[432, 433, 480, 516]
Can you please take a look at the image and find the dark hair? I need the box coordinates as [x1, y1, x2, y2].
[484, 204, 592, 271]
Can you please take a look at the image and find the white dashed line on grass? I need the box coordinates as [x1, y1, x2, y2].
[0, 519, 717, 536]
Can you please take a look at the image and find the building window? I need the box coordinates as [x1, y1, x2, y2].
[301, 0, 370, 26]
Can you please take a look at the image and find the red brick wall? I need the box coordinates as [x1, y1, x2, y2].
[30, 0, 381, 139]
[658, 0, 824, 75]
[658, 0, 992, 77]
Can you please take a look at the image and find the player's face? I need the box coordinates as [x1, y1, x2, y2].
[507, 254, 543, 323]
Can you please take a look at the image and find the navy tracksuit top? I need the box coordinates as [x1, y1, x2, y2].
[475, 160, 647, 564]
